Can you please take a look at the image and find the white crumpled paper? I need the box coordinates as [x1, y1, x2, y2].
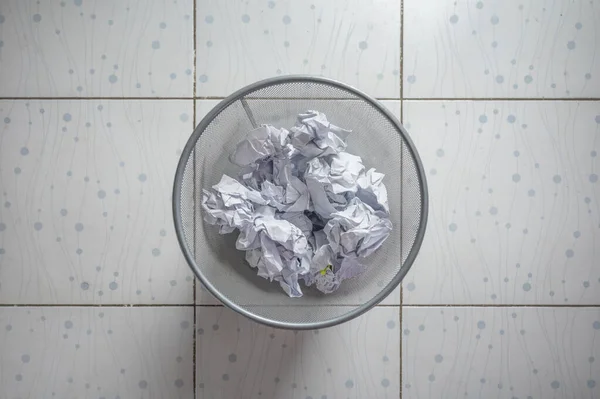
[202, 110, 392, 297]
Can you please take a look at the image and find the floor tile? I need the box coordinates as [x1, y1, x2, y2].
[0, 306, 194, 398]
[196, 0, 400, 98]
[196, 306, 400, 399]
[402, 100, 600, 305]
[193, 100, 403, 305]
[0, 0, 193, 97]
[404, 0, 600, 98]
[402, 306, 600, 398]
[0, 100, 195, 304]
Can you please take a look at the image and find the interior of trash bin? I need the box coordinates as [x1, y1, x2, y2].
[175, 78, 425, 328]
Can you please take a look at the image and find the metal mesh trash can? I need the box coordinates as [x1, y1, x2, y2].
[173, 76, 428, 330]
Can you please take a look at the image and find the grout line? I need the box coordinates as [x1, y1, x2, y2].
[399, 0, 404, 103]
[192, 0, 198, 312]
[398, 0, 404, 382]
[192, 0, 198, 395]
[193, 306, 197, 397]
[0, 304, 196, 307]
[193, 0, 197, 100]
[402, 97, 600, 101]
[1, 303, 598, 308]
[0, 97, 196, 100]
[399, 305, 403, 399]
[401, 304, 600, 308]
[3, 96, 600, 101]
[0, 96, 400, 101]
[0, 96, 401, 101]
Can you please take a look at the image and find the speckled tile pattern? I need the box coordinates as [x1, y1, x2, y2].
[402, 100, 600, 305]
[0, 0, 598, 398]
[196, 306, 400, 399]
[0, 306, 194, 398]
[403, 0, 600, 98]
[0, 0, 194, 97]
[196, 0, 401, 98]
[0, 99, 195, 304]
[402, 307, 600, 398]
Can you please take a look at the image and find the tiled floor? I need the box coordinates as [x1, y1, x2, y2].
[0, 0, 599, 398]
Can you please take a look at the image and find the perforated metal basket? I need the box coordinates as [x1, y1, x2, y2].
[173, 76, 428, 330]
